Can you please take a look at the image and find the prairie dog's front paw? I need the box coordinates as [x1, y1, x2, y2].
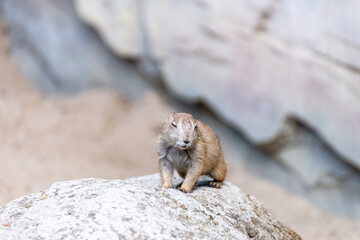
[179, 186, 192, 193]
[162, 183, 172, 188]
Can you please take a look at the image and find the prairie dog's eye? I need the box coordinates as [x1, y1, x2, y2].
[194, 125, 198, 129]
[171, 122, 177, 128]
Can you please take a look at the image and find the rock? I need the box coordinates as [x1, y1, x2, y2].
[75, 0, 360, 170]
[260, 118, 359, 189]
[0, 0, 149, 99]
[0, 174, 301, 240]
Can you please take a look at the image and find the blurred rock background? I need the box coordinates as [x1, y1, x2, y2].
[0, 0, 360, 239]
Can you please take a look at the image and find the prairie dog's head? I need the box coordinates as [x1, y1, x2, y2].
[161, 113, 198, 150]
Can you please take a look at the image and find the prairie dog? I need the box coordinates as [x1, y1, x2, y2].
[157, 112, 227, 193]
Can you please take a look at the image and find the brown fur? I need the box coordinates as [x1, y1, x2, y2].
[157, 113, 227, 193]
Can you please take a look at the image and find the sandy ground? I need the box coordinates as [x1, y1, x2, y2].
[0, 18, 171, 203]
[0, 20, 360, 240]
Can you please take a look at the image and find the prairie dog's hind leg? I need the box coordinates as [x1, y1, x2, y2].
[209, 161, 227, 189]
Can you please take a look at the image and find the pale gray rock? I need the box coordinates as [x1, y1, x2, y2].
[75, 0, 360, 170]
[0, 174, 301, 240]
[0, 0, 149, 99]
[260, 118, 359, 189]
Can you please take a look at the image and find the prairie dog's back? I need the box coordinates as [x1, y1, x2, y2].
[195, 120, 223, 168]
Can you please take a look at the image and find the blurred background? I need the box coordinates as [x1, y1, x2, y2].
[0, 0, 360, 239]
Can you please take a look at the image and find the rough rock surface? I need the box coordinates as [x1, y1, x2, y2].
[0, 174, 301, 240]
[75, 0, 360, 169]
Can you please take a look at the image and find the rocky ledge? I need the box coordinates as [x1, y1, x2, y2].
[0, 174, 301, 239]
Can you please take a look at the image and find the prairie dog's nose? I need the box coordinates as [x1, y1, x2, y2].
[183, 140, 190, 144]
